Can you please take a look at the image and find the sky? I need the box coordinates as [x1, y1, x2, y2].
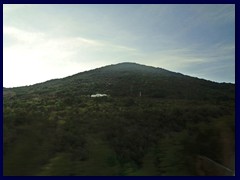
[3, 4, 235, 87]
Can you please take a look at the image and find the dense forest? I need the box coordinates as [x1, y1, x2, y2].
[3, 63, 235, 176]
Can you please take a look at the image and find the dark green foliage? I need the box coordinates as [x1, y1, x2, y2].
[3, 63, 235, 176]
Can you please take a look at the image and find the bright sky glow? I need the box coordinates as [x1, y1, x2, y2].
[3, 4, 235, 87]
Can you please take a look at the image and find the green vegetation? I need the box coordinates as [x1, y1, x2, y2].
[3, 63, 235, 176]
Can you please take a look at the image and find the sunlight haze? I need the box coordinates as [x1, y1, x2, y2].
[3, 4, 235, 87]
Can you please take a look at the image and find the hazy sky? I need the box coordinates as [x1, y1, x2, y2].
[3, 4, 235, 87]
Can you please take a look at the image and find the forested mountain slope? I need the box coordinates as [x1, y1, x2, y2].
[3, 62, 235, 176]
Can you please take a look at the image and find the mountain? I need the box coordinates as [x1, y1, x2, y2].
[3, 62, 235, 176]
[3, 62, 235, 101]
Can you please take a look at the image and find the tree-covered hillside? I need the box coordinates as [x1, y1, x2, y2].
[3, 63, 235, 176]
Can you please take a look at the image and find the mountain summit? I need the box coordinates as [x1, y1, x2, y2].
[4, 62, 234, 101]
[76, 62, 179, 76]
